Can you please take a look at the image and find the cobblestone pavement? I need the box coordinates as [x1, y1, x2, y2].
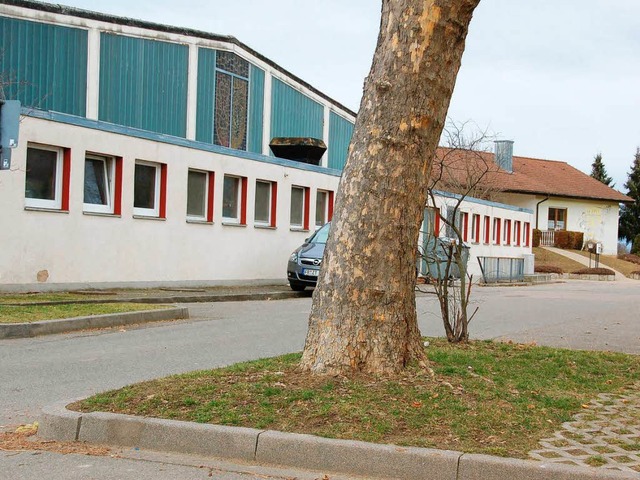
[529, 387, 640, 473]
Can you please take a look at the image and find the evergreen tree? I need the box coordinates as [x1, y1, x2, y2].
[619, 148, 640, 242]
[590, 153, 614, 186]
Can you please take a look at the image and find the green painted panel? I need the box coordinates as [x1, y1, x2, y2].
[248, 65, 265, 154]
[0, 16, 87, 116]
[328, 111, 354, 170]
[270, 78, 323, 140]
[99, 33, 188, 137]
[196, 48, 216, 143]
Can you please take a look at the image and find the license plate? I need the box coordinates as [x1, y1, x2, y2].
[303, 269, 319, 277]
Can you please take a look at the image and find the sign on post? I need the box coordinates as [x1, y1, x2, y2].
[0, 100, 21, 170]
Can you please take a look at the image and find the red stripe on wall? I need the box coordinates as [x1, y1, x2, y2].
[328, 190, 334, 222]
[270, 182, 278, 228]
[240, 177, 248, 225]
[303, 187, 310, 231]
[159, 164, 167, 219]
[61, 148, 71, 211]
[113, 157, 123, 215]
[207, 172, 215, 223]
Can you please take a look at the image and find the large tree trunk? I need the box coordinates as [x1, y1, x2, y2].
[300, 0, 480, 375]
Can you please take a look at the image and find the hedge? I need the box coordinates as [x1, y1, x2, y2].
[554, 230, 584, 250]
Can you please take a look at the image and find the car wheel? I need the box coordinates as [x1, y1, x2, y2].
[290, 282, 306, 292]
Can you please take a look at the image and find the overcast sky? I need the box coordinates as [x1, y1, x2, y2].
[52, 0, 640, 191]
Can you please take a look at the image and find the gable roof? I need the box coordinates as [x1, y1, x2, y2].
[433, 147, 632, 203]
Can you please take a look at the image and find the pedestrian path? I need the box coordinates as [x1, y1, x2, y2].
[542, 247, 634, 283]
[529, 387, 640, 473]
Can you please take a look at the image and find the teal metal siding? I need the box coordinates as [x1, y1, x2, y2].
[328, 112, 354, 170]
[0, 16, 87, 116]
[99, 33, 188, 137]
[195, 48, 216, 143]
[248, 65, 265, 154]
[270, 78, 323, 140]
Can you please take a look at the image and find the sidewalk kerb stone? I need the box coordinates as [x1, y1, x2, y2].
[78, 411, 261, 461]
[37, 400, 82, 442]
[0, 307, 189, 339]
[458, 453, 638, 480]
[40, 403, 638, 480]
[255, 430, 461, 480]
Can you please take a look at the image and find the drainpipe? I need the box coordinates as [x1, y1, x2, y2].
[535, 196, 549, 230]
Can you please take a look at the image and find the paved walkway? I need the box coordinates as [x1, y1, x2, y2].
[529, 386, 640, 474]
[542, 247, 635, 282]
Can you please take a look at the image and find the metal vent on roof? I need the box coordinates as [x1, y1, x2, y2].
[269, 137, 327, 166]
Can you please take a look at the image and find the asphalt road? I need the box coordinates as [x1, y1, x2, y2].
[0, 280, 638, 478]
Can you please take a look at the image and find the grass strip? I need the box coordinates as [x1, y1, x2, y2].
[72, 339, 640, 458]
[0, 303, 168, 324]
[532, 247, 584, 273]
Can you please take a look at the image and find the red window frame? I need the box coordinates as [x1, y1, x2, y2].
[514, 221, 521, 246]
[483, 216, 490, 244]
[524, 222, 531, 247]
[503, 219, 511, 245]
[461, 212, 469, 242]
[493, 218, 501, 245]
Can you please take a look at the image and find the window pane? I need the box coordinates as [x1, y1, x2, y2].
[84, 158, 108, 205]
[25, 147, 57, 200]
[290, 187, 304, 225]
[316, 191, 327, 226]
[134, 164, 157, 209]
[214, 72, 232, 148]
[223, 176, 240, 219]
[254, 181, 271, 223]
[216, 51, 249, 77]
[231, 77, 248, 150]
[187, 170, 207, 218]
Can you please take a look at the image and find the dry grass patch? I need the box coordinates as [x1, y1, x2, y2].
[0, 303, 169, 324]
[532, 247, 584, 274]
[573, 251, 639, 278]
[72, 339, 640, 459]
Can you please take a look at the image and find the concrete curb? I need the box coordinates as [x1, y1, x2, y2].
[39, 403, 637, 480]
[1, 291, 307, 307]
[0, 306, 189, 339]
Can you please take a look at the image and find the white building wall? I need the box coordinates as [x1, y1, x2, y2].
[497, 193, 621, 255]
[425, 193, 534, 280]
[0, 117, 340, 290]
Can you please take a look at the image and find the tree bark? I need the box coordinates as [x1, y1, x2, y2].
[300, 0, 481, 375]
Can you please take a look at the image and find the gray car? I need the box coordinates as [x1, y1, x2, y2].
[287, 222, 330, 291]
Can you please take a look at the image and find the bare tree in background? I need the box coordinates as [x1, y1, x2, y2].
[418, 121, 499, 343]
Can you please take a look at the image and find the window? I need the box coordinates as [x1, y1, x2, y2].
[25, 145, 69, 210]
[255, 180, 277, 227]
[187, 169, 214, 222]
[222, 174, 247, 224]
[483, 216, 491, 244]
[315, 190, 333, 227]
[290, 186, 310, 229]
[445, 206, 461, 239]
[84, 154, 121, 214]
[493, 217, 501, 245]
[523, 222, 531, 247]
[514, 221, 521, 246]
[461, 212, 469, 242]
[548, 208, 567, 231]
[214, 51, 249, 150]
[503, 219, 511, 245]
[134, 160, 166, 218]
[470, 214, 480, 243]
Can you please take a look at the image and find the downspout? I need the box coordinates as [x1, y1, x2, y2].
[535, 196, 550, 230]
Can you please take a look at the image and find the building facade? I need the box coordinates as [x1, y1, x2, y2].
[0, 1, 535, 291]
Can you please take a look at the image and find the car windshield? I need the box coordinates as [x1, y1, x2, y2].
[309, 223, 330, 244]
